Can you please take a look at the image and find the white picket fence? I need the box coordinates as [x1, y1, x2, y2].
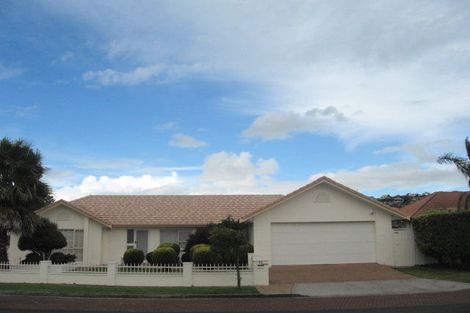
[0, 258, 269, 287]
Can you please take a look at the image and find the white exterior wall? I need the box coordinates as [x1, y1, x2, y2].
[102, 228, 126, 263]
[251, 183, 397, 266]
[86, 219, 103, 264]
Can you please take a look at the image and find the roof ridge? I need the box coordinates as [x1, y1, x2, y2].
[72, 194, 284, 197]
[407, 192, 438, 217]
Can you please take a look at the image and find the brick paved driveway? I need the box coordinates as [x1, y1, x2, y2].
[269, 263, 412, 284]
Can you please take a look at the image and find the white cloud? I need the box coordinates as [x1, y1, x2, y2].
[0, 63, 23, 80]
[54, 51, 74, 64]
[375, 140, 462, 163]
[243, 106, 348, 140]
[82, 63, 210, 86]
[310, 162, 465, 193]
[53, 151, 296, 200]
[187, 151, 296, 194]
[41, 1, 470, 143]
[54, 173, 183, 200]
[0, 105, 38, 118]
[169, 133, 208, 148]
[154, 121, 180, 132]
[52, 149, 468, 200]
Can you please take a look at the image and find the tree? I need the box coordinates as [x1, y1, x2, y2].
[210, 217, 251, 288]
[438, 137, 470, 187]
[18, 217, 66, 260]
[0, 138, 53, 262]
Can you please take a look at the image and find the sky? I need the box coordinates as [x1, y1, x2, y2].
[0, 0, 469, 200]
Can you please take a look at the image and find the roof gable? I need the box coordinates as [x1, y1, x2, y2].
[35, 199, 112, 228]
[242, 176, 408, 220]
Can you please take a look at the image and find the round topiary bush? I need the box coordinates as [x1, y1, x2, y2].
[153, 247, 179, 265]
[190, 243, 210, 258]
[50, 252, 66, 264]
[191, 245, 221, 265]
[21, 252, 41, 264]
[50, 252, 76, 264]
[158, 242, 180, 255]
[146, 251, 156, 264]
[123, 248, 145, 265]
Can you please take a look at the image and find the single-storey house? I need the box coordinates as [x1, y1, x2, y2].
[8, 176, 432, 267]
[400, 191, 470, 218]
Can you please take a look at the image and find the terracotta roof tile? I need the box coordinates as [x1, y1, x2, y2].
[68, 195, 283, 227]
[400, 191, 470, 218]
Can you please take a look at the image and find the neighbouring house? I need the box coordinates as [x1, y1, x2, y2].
[8, 176, 433, 267]
[400, 191, 470, 218]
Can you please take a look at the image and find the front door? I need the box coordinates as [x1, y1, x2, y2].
[136, 230, 148, 254]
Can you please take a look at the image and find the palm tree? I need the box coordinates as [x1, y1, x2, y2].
[437, 137, 470, 187]
[0, 138, 53, 263]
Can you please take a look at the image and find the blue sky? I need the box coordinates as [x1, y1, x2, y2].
[1, 0, 469, 200]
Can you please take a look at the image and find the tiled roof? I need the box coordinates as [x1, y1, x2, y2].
[68, 194, 283, 227]
[400, 191, 470, 218]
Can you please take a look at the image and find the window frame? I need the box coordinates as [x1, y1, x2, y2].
[59, 229, 84, 262]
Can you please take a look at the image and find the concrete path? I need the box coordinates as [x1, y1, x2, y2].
[293, 278, 470, 297]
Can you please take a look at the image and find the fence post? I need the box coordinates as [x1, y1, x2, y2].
[247, 253, 254, 268]
[39, 260, 51, 284]
[107, 262, 117, 286]
[183, 262, 193, 287]
[251, 256, 269, 286]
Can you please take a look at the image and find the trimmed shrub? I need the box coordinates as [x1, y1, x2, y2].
[190, 243, 210, 258]
[153, 247, 179, 265]
[123, 248, 145, 265]
[21, 252, 41, 264]
[158, 242, 180, 255]
[50, 252, 76, 264]
[191, 244, 221, 265]
[184, 225, 213, 255]
[146, 251, 156, 264]
[412, 211, 470, 268]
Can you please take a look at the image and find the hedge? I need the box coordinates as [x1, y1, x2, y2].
[191, 244, 222, 265]
[21, 252, 41, 264]
[152, 247, 179, 265]
[158, 242, 180, 255]
[50, 252, 76, 264]
[412, 211, 470, 268]
[123, 248, 145, 265]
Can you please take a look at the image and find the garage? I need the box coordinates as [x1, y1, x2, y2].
[271, 222, 376, 265]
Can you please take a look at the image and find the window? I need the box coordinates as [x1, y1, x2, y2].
[392, 220, 408, 229]
[160, 228, 193, 251]
[178, 230, 192, 250]
[126, 229, 149, 253]
[60, 229, 84, 261]
[127, 229, 135, 249]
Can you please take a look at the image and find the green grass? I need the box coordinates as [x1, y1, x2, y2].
[0, 283, 259, 298]
[397, 266, 470, 283]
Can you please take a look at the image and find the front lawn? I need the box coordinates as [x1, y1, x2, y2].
[397, 266, 470, 283]
[0, 283, 259, 298]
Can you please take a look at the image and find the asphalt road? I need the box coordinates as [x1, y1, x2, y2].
[1, 304, 470, 313]
[1, 292, 470, 313]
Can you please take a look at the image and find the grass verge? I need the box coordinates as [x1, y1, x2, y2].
[0, 283, 260, 298]
[397, 266, 470, 283]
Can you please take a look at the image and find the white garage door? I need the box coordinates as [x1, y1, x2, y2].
[271, 222, 376, 265]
